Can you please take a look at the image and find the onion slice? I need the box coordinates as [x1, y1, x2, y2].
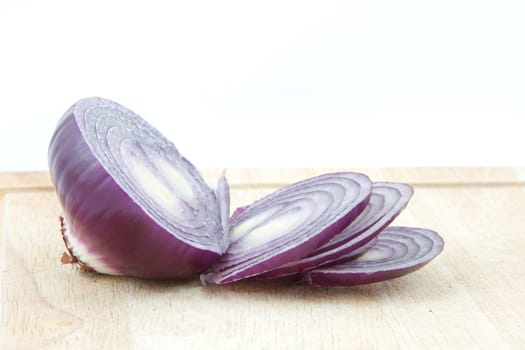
[201, 172, 372, 284]
[49, 97, 229, 279]
[261, 182, 413, 279]
[301, 226, 444, 287]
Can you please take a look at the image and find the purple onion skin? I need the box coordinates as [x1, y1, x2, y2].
[49, 104, 221, 280]
[302, 260, 433, 287]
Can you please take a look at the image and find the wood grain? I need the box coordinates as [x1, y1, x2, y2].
[1, 169, 525, 349]
[0, 172, 53, 192]
[2, 167, 524, 191]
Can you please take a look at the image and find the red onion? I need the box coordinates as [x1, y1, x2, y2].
[301, 226, 445, 287]
[201, 172, 372, 284]
[261, 182, 413, 279]
[49, 97, 444, 287]
[49, 97, 229, 279]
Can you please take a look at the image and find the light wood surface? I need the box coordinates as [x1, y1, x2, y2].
[1, 168, 524, 349]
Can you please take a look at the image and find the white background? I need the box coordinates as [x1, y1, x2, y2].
[1, 0, 524, 171]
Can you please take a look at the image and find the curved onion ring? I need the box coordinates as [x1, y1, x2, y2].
[261, 182, 413, 279]
[302, 226, 445, 287]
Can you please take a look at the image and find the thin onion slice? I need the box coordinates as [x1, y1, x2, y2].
[301, 226, 444, 287]
[336, 236, 379, 262]
[49, 97, 229, 279]
[261, 182, 413, 279]
[201, 172, 373, 284]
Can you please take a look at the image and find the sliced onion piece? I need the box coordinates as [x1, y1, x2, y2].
[301, 226, 444, 287]
[261, 182, 413, 279]
[336, 236, 379, 262]
[49, 97, 229, 279]
[215, 170, 230, 237]
[201, 172, 372, 284]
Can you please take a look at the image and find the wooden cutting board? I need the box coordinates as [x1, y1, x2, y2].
[1, 168, 524, 349]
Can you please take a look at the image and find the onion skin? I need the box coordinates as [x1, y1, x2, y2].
[49, 99, 224, 279]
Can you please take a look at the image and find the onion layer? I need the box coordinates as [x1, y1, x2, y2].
[49, 97, 228, 279]
[201, 172, 372, 284]
[301, 226, 445, 287]
[261, 182, 413, 279]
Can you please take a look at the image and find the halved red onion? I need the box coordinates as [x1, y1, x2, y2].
[49, 97, 229, 279]
[261, 182, 413, 279]
[302, 226, 444, 287]
[201, 172, 373, 284]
